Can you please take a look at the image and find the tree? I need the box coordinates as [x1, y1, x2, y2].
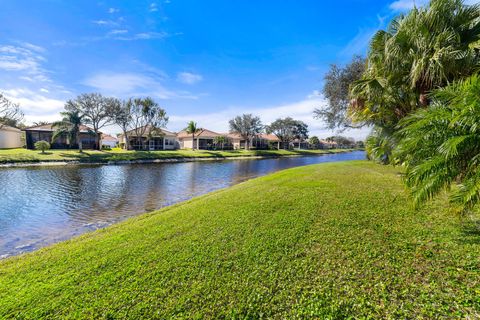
[185, 121, 201, 150]
[313, 56, 365, 131]
[309, 136, 320, 149]
[52, 110, 85, 152]
[349, 0, 480, 162]
[129, 97, 168, 150]
[266, 117, 308, 150]
[65, 93, 118, 150]
[396, 74, 480, 212]
[213, 135, 229, 150]
[0, 93, 23, 129]
[113, 99, 132, 150]
[326, 135, 356, 148]
[229, 114, 263, 150]
[34, 140, 50, 154]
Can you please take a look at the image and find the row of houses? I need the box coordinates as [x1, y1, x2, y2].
[0, 123, 338, 150]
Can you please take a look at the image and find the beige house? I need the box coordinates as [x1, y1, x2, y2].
[0, 125, 23, 149]
[177, 129, 224, 150]
[227, 133, 280, 149]
[118, 126, 178, 150]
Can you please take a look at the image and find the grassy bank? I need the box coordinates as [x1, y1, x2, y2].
[0, 148, 353, 164]
[1, 161, 479, 318]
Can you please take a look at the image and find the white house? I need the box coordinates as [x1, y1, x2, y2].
[118, 126, 178, 150]
[0, 125, 23, 149]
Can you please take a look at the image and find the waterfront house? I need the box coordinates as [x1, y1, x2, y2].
[119, 126, 177, 150]
[177, 129, 224, 150]
[24, 124, 98, 149]
[319, 139, 337, 149]
[0, 125, 23, 149]
[101, 134, 118, 149]
[227, 133, 280, 150]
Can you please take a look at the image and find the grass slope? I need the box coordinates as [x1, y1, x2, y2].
[0, 161, 479, 318]
[0, 148, 351, 164]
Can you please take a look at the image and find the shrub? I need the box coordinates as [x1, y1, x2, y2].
[34, 140, 50, 154]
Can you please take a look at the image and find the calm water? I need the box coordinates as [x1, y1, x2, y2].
[0, 151, 365, 257]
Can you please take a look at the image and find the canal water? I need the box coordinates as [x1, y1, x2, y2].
[0, 151, 365, 257]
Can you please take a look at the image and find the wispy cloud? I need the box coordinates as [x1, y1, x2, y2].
[82, 72, 198, 99]
[108, 7, 119, 14]
[149, 2, 159, 12]
[92, 19, 119, 27]
[0, 44, 50, 82]
[168, 93, 370, 139]
[177, 72, 203, 84]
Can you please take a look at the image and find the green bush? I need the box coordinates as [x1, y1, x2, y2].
[34, 140, 50, 154]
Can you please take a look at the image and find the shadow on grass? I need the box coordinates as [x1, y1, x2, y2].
[459, 218, 480, 245]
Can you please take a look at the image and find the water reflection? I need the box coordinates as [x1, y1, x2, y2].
[0, 151, 365, 257]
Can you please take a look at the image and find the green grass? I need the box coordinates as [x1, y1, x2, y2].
[0, 148, 352, 164]
[1, 161, 479, 318]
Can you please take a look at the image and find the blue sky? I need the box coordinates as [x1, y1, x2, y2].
[0, 0, 432, 138]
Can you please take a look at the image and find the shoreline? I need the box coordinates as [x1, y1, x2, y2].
[0, 149, 358, 168]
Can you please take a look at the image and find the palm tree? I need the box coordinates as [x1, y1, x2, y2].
[350, 0, 480, 162]
[396, 74, 480, 212]
[52, 110, 85, 152]
[185, 121, 201, 150]
[213, 136, 229, 150]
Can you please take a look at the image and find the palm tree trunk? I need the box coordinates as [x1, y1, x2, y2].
[192, 133, 195, 150]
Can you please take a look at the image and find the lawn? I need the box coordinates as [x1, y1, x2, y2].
[0, 161, 479, 318]
[0, 148, 352, 164]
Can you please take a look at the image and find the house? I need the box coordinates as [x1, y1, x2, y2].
[0, 125, 23, 149]
[319, 139, 337, 149]
[227, 133, 280, 150]
[291, 139, 310, 150]
[118, 126, 177, 150]
[177, 129, 224, 150]
[24, 124, 98, 150]
[101, 134, 118, 149]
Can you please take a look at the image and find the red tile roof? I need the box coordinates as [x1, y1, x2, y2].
[177, 128, 222, 139]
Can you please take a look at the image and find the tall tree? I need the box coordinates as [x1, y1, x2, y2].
[0, 93, 23, 129]
[130, 97, 168, 150]
[313, 56, 365, 131]
[185, 121, 201, 150]
[266, 117, 308, 150]
[349, 0, 480, 162]
[113, 99, 133, 150]
[65, 93, 117, 150]
[52, 110, 85, 152]
[228, 114, 263, 150]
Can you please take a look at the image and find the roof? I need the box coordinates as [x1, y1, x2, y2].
[226, 133, 280, 142]
[24, 123, 97, 133]
[119, 125, 177, 138]
[101, 134, 118, 142]
[177, 128, 222, 139]
[0, 125, 22, 133]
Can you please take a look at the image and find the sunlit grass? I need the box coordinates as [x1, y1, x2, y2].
[0, 148, 352, 164]
[0, 161, 478, 318]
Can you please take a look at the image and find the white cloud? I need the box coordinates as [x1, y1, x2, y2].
[168, 94, 370, 140]
[3, 88, 65, 121]
[112, 31, 169, 41]
[149, 3, 159, 12]
[108, 29, 128, 35]
[177, 72, 203, 84]
[0, 44, 50, 82]
[82, 72, 197, 99]
[108, 7, 119, 14]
